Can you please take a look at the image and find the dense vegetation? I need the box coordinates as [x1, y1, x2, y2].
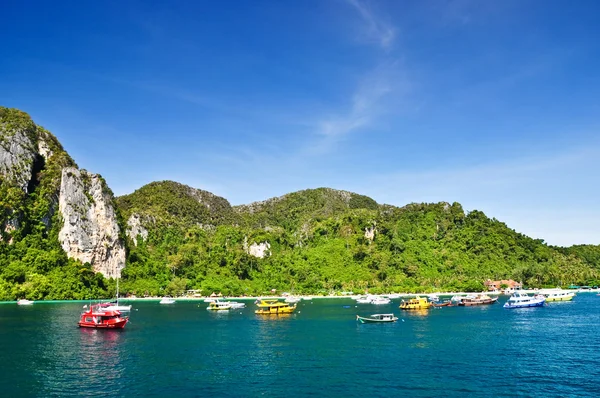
[2, 107, 600, 300]
[118, 185, 600, 297]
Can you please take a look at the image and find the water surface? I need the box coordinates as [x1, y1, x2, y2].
[2, 295, 599, 397]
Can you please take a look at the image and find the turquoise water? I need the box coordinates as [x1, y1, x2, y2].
[2, 295, 600, 397]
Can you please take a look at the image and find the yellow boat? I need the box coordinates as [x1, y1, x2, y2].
[544, 291, 575, 302]
[255, 299, 297, 315]
[399, 296, 431, 310]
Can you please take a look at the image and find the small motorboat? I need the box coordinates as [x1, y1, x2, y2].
[78, 304, 129, 329]
[284, 296, 302, 304]
[207, 301, 232, 311]
[356, 314, 398, 323]
[159, 297, 176, 305]
[458, 294, 498, 306]
[503, 292, 545, 309]
[431, 300, 452, 307]
[371, 297, 391, 305]
[226, 301, 246, 309]
[17, 299, 34, 305]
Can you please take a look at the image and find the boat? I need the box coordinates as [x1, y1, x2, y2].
[284, 296, 302, 304]
[427, 294, 440, 302]
[544, 290, 575, 302]
[103, 277, 132, 312]
[371, 297, 391, 305]
[458, 294, 498, 306]
[431, 300, 452, 307]
[226, 301, 246, 309]
[17, 299, 34, 305]
[78, 304, 129, 329]
[159, 297, 176, 304]
[503, 292, 545, 309]
[255, 299, 297, 315]
[355, 295, 373, 304]
[356, 313, 398, 323]
[399, 296, 431, 310]
[207, 301, 232, 311]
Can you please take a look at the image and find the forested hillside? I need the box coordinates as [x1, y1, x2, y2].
[117, 185, 600, 296]
[2, 107, 599, 300]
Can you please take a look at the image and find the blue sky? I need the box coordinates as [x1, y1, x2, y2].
[1, 0, 599, 246]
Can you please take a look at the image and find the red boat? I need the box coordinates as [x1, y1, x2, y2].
[78, 304, 129, 329]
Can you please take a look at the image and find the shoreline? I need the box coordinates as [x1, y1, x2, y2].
[4, 287, 597, 304]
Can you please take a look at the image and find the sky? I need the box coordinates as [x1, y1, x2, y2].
[1, 0, 599, 246]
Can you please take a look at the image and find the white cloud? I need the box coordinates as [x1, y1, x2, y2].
[346, 0, 396, 50]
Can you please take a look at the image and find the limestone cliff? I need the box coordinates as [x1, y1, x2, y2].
[0, 107, 126, 278]
[58, 168, 126, 278]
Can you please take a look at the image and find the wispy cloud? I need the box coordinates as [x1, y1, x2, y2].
[346, 0, 396, 50]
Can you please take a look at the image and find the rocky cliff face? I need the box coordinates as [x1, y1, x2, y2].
[58, 168, 126, 278]
[0, 107, 126, 278]
[0, 109, 38, 192]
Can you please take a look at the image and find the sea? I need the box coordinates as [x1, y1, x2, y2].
[1, 294, 600, 397]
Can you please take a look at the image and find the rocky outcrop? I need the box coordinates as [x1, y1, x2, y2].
[0, 110, 38, 192]
[126, 213, 149, 245]
[243, 236, 271, 258]
[58, 168, 126, 278]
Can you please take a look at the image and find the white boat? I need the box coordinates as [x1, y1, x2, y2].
[355, 296, 373, 304]
[226, 301, 246, 309]
[371, 297, 391, 305]
[503, 292, 545, 309]
[159, 297, 176, 305]
[387, 293, 401, 299]
[356, 313, 398, 323]
[17, 299, 34, 305]
[103, 277, 132, 312]
[285, 296, 301, 304]
[427, 294, 440, 302]
[207, 301, 232, 311]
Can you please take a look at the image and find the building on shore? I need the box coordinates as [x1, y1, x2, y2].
[484, 279, 522, 292]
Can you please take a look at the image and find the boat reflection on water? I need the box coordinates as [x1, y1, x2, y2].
[404, 308, 429, 317]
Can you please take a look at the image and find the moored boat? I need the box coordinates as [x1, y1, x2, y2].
[371, 297, 391, 305]
[431, 300, 452, 307]
[503, 292, 545, 309]
[544, 290, 575, 302]
[207, 301, 232, 311]
[400, 296, 431, 310]
[17, 299, 34, 305]
[255, 299, 297, 315]
[356, 313, 398, 323]
[458, 294, 498, 306]
[284, 296, 302, 304]
[159, 297, 176, 304]
[78, 304, 129, 329]
[226, 301, 246, 309]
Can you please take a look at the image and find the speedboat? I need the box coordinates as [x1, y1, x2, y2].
[17, 299, 34, 305]
[284, 296, 301, 304]
[78, 304, 129, 329]
[226, 301, 246, 309]
[371, 297, 391, 305]
[356, 313, 398, 323]
[427, 294, 440, 302]
[207, 301, 232, 311]
[503, 292, 545, 309]
[101, 302, 132, 313]
[255, 299, 297, 315]
[355, 296, 373, 304]
[159, 297, 176, 305]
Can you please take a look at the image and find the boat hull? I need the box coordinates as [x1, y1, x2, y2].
[357, 315, 397, 323]
[503, 301, 545, 309]
[78, 319, 129, 329]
